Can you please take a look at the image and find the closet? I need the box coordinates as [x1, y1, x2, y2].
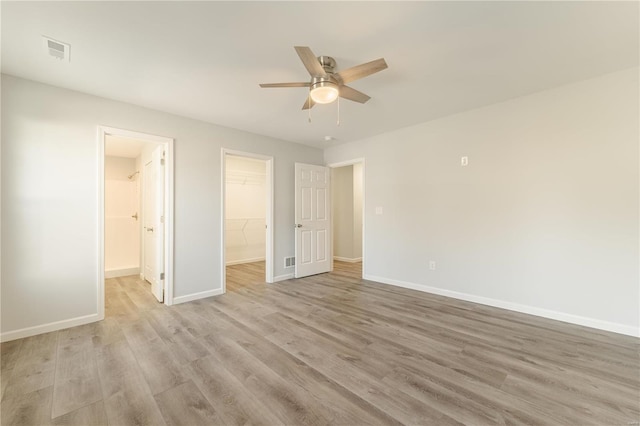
[225, 156, 267, 265]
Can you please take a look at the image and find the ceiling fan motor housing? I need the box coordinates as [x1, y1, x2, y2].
[312, 56, 341, 98]
[318, 56, 336, 74]
[311, 74, 339, 90]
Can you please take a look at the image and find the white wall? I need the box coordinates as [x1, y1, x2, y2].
[104, 156, 139, 276]
[332, 166, 355, 259]
[1, 74, 323, 340]
[325, 68, 639, 336]
[225, 156, 266, 265]
[353, 163, 363, 259]
[331, 164, 363, 261]
[331, 166, 353, 259]
[105, 156, 136, 180]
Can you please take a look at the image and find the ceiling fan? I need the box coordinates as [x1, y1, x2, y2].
[259, 46, 388, 110]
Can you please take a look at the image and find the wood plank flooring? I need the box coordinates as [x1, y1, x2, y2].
[1, 261, 639, 425]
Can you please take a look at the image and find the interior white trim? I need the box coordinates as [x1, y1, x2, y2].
[97, 127, 106, 321]
[221, 149, 274, 294]
[0, 313, 101, 343]
[105, 267, 141, 279]
[173, 289, 224, 305]
[273, 273, 294, 282]
[327, 158, 366, 276]
[364, 274, 639, 338]
[99, 126, 175, 311]
[333, 256, 362, 263]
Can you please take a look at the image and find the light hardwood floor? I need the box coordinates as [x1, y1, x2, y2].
[1, 261, 638, 425]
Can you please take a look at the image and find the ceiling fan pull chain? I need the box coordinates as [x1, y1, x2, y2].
[337, 94, 340, 126]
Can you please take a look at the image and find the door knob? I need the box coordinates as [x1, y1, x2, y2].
[295, 224, 302, 228]
[146, 227, 154, 232]
[132, 213, 138, 220]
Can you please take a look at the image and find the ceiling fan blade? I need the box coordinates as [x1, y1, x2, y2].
[294, 46, 326, 77]
[336, 58, 387, 84]
[302, 95, 316, 110]
[259, 82, 310, 88]
[339, 85, 371, 103]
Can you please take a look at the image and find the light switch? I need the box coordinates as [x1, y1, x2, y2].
[375, 206, 383, 215]
[461, 156, 469, 166]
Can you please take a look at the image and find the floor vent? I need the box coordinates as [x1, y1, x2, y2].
[284, 257, 295, 268]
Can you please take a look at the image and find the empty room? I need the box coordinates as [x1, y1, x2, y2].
[1, 1, 638, 425]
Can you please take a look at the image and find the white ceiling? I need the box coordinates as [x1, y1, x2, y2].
[2, 2, 638, 148]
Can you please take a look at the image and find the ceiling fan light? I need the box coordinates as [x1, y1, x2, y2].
[310, 82, 339, 104]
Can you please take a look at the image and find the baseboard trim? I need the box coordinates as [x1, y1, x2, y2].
[273, 273, 294, 282]
[363, 274, 639, 338]
[225, 257, 265, 266]
[105, 267, 140, 279]
[334, 256, 362, 263]
[173, 289, 224, 305]
[0, 313, 102, 343]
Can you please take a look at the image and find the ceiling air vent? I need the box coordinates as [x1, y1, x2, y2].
[42, 36, 70, 62]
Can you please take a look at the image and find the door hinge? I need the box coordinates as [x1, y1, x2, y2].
[160, 272, 165, 280]
[160, 158, 165, 166]
[160, 215, 164, 223]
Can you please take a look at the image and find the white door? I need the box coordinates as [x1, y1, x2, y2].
[295, 163, 331, 278]
[143, 146, 165, 302]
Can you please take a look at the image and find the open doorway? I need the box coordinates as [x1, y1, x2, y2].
[221, 149, 274, 292]
[330, 160, 364, 279]
[99, 127, 174, 319]
[104, 152, 141, 280]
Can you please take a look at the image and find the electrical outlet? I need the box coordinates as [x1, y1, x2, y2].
[429, 261, 436, 270]
[461, 156, 469, 166]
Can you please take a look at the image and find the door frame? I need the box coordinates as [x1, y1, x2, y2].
[221, 148, 274, 292]
[98, 126, 175, 317]
[327, 158, 366, 276]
